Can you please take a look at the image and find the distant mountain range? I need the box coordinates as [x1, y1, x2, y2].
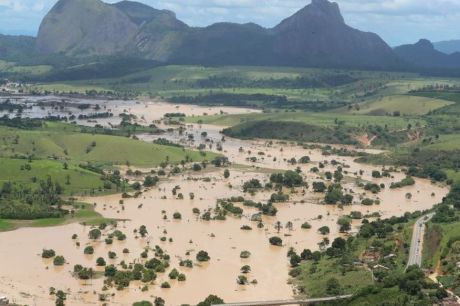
[434, 40, 460, 55]
[0, 0, 459, 73]
[394, 39, 460, 69]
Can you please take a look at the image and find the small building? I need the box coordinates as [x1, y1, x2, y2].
[362, 249, 381, 263]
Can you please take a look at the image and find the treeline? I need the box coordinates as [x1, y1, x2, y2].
[77, 112, 113, 120]
[0, 116, 43, 129]
[168, 93, 349, 111]
[223, 120, 357, 145]
[0, 99, 29, 113]
[195, 74, 356, 89]
[0, 177, 65, 219]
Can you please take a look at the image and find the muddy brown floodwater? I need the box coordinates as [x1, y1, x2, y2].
[0, 100, 449, 306]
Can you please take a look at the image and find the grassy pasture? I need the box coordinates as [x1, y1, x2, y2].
[0, 125, 216, 167]
[186, 111, 424, 129]
[410, 91, 460, 114]
[446, 170, 460, 183]
[350, 95, 453, 115]
[422, 134, 460, 151]
[0, 158, 110, 196]
[0, 60, 52, 76]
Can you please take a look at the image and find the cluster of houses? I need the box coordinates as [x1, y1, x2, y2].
[0, 80, 23, 95]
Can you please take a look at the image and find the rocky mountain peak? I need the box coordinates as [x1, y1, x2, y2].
[415, 39, 435, 49]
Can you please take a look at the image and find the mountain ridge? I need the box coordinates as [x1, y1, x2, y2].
[34, 0, 403, 69]
[394, 39, 460, 69]
[434, 39, 460, 55]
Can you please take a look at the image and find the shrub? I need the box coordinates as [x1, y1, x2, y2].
[196, 250, 211, 262]
[312, 182, 327, 192]
[269, 236, 283, 246]
[161, 282, 171, 288]
[42, 249, 56, 258]
[53, 256, 65, 266]
[88, 228, 101, 240]
[96, 257, 106, 266]
[361, 198, 374, 206]
[197, 295, 224, 306]
[84, 246, 94, 255]
[318, 226, 330, 235]
[240, 251, 251, 259]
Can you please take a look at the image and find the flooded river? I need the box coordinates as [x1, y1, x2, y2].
[0, 98, 448, 305]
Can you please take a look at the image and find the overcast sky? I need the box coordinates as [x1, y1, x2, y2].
[0, 0, 459, 46]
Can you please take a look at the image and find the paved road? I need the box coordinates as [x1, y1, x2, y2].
[406, 213, 434, 269]
[214, 295, 352, 306]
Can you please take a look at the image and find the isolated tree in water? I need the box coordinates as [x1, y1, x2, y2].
[275, 221, 282, 233]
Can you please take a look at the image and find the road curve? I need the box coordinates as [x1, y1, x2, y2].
[406, 213, 435, 269]
[214, 295, 353, 306]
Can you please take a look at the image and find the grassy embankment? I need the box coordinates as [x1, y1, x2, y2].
[0, 202, 110, 232]
[0, 121, 217, 230]
[0, 123, 216, 168]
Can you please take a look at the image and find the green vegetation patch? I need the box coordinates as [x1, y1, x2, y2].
[0, 202, 111, 232]
[0, 158, 110, 196]
[422, 134, 460, 151]
[223, 120, 358, 145]
[0, 60, 53, 76]
[296, 257, 373, 297]
[410, 91, 460, 114]
[186, 111, 424, 129]
[0, 219, 14, 231]
[351, 95, 453, 116]
[0, 124, 216, 167]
